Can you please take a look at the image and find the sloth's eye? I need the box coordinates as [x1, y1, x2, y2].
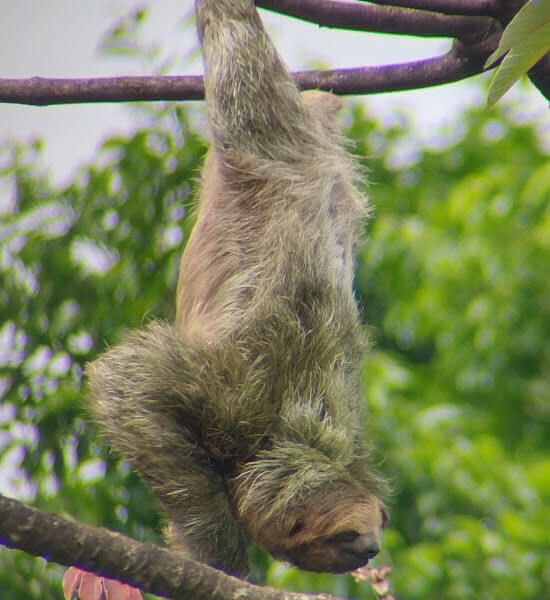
[327, 530, 360, 545]
[289, 521, 305, 537]
[380, 506, 389, 528]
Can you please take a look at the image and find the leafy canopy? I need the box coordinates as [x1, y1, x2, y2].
[1, 99, 549, 599]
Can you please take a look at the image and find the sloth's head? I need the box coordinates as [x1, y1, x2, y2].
[231, 440, 389, 573]
[265, 488, 387, 573]
[234, 474, 388, 573]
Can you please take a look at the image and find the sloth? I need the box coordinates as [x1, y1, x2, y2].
[88, 0, 388, 577]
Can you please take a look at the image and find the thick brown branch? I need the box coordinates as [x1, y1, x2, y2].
[0, 494, 339, 600]
[0, 37, 501, 107]
[363, 0, 497, 17]
[295, 38, 500, 94]
[0, 75, 204, 106]
[256, 0, 496, 42]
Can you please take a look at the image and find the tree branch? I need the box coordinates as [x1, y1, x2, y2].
[294, 38, 499, 94]
[0, 34, 500, 106]
[256, 0, 496, 42]
[0, 494, 340, 600]
[0, 75, 204, 106]
[528, 53, 550, 102]
[1, 0, 549, 104]
[361, 0, 498, 17]
[0, 0, 507, 106]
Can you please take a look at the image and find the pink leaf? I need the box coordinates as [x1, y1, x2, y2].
[79, 572, 103, 599]
[103, 577, 144, 600]
[63, 567, 84, 599]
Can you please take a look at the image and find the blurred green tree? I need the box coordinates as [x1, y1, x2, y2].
[1, 97, 549, 600]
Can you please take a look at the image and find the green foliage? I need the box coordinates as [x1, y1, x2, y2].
[0, 106, 205, 599]
[351, 103, 550, 598]
[486, 0, 550, 106]
[1, 98, 549, 600]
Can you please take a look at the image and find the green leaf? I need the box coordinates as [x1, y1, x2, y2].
[487, 21, 550, 106]
[485, 0, 550, 67]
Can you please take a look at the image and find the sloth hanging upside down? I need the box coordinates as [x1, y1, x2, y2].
[88, 0, 389, 577]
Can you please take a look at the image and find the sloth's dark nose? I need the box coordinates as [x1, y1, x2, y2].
[357, 542, 379, 561]
[363, 546, 379, 561]
[343, 536, 380, 562]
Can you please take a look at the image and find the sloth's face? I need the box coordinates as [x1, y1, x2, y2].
[256, 490, 388, 573]
[284, 497, 388, 573]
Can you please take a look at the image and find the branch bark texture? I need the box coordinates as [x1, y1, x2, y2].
[0, 494, 340, 600]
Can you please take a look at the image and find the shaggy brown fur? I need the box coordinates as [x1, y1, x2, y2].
[88, 0, 388, 577]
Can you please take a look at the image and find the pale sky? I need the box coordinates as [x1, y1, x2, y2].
[0, 0, 548, 186]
